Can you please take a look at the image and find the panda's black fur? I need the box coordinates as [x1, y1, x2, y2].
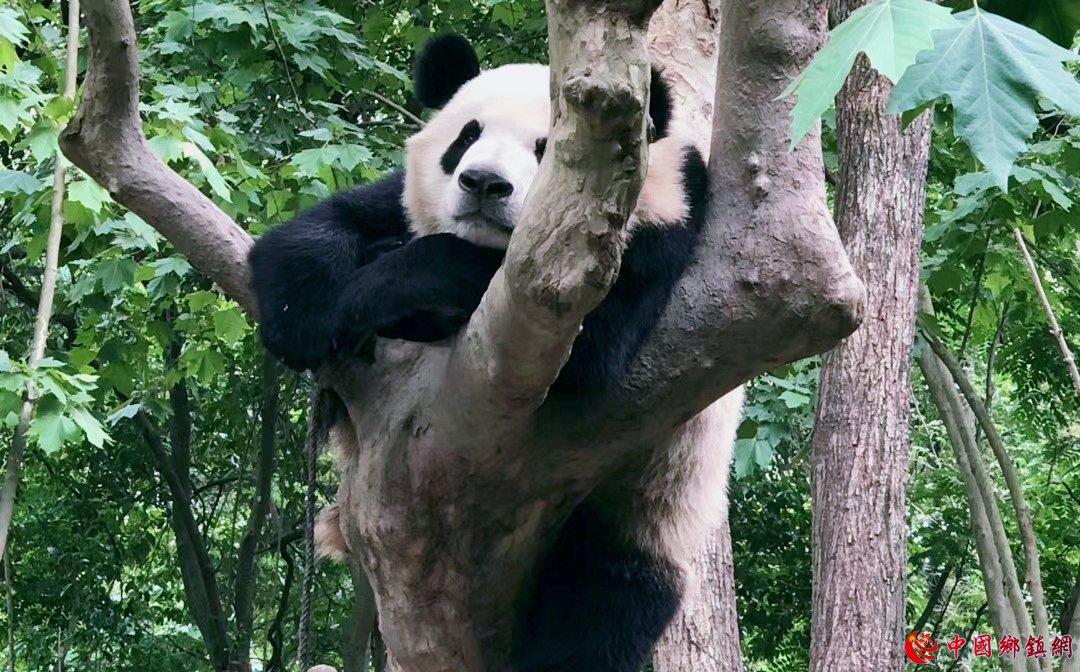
[250, 35, 725, 672]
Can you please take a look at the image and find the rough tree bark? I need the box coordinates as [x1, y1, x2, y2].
[648, 2, 745, 671]
[61, 0, 864, 669]
[808, 1, 932, 669]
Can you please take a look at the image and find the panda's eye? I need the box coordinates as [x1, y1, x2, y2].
[534, 138, 547, 162]
[441, 120, 483, 175]
[459, 120, 482, 146]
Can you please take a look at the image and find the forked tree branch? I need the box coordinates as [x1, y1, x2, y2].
[59, 0, 257, 316]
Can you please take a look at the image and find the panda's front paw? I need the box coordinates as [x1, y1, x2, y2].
[260, 322, 337, 373]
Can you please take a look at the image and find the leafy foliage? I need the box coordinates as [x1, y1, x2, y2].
[888, 7, 1080, 188]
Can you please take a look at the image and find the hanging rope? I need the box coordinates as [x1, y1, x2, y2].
[298, 384, 320, 670]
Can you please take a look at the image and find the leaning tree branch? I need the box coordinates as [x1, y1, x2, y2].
[0, 0, 81, 565]
[1012, 227, 1080, 397]
[925, 333, 1052, 647]
[59, 0, 257, 316]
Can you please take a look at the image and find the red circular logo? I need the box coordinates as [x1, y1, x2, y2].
[906, 631, 939, 664]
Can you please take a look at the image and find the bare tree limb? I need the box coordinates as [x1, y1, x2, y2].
[5, 552, 13, 672]
[559, 0, 864, 437]
[446, 0, 664, 426]
[58, 0, 257, 316]
[266, 541, 295, 672]
[0, 0, 80, 565]
[925, 333, 1052, 660]
[1012, 227, 1080, 397]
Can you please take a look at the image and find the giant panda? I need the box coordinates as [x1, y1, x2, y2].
[249, 33, 743, 672]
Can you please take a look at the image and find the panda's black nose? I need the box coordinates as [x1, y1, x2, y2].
[459, 169, 513, 200]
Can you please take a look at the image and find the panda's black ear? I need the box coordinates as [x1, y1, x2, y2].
[649, 66, 674, 141]
[414, 34, 481, 109]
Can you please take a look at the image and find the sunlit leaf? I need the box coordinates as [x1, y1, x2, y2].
[782, 0, 958, 147]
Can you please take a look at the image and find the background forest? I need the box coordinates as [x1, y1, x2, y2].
[0, 0, 1078, 670]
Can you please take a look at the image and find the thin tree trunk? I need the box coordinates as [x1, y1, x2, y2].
[138, 406, 233, 670]
[233, 354, 281, 671]
[343, 564, 377, 672]
[0, 0, 80, 564]
[4, 552, 13, 672]
[654, 532, 744, 672]
[648, 1, 744, 670]
[808, 3, 933, 667]
[1064, 582, 1080, 672]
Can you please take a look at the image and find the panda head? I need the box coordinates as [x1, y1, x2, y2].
[404, 34, 676, 249]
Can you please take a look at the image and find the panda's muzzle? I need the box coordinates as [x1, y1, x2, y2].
[458, 169, 514, 201]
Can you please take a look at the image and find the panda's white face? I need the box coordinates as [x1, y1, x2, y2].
[404, 64, 551, 249]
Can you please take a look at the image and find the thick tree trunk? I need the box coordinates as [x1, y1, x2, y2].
[654, 532, 744, 672]
[648, 2, 745, 670]
[808, 3, 933, 668]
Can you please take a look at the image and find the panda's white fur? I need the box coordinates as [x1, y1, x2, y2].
[404, 63, 695, 248]
[634, 391, 744, 565]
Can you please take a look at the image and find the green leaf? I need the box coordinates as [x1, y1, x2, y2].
[106, 403, 141, 425]
[181, 142, 232, 202]
[27, 399, 79, 455]
[149, 134, 185, 163]
[888, 8, 1080, 189]
[294, 52, 331, 75]
[0, 8, 28, 46]
[186, 290, 219, 312]
[69, 407, 108, 447]
[946, 0, 1080, 48]
[149, 256, 192, 278]
[25, 122, 58, 162]
[68, 179, 113, 213]
[290, 148, 330, 177]
[778, 390, 812, 409]
[0, 169, 44, 194]
[96, 259, 137, 293]
[43, 95, 74, 121]
[213, 307, 249, 344]
[0, 97, 21, 132]
[782, 0, 958, 147]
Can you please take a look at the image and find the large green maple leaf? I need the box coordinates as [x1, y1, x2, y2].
[888, 7, 1080, 189]
[781, 0, 958, 148]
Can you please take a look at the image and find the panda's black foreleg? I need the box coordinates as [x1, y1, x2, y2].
[513, 506, 683, 672]
[340, 233, 505, 344]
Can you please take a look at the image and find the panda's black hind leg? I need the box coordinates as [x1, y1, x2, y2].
[513, 506, 683, 672]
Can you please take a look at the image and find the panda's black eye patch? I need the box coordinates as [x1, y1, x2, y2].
[440, 120, 483, 175]
[534, 138, 547, 163]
